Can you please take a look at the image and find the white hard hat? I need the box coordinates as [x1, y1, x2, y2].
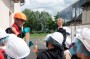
[0, 28, 8, 39]
[75, 28, 88, 35]
[45, 34, 52, 41]
[4, 34, 30, 58]
[0, 27, 30, 58]
[63, 27, 72, 48]
[65, 36, 71, 48]
[50, 32, 63, 45]
[76, 29, 82, 33]
[63, 27, 71, 34]
[77, 28, 90, 52]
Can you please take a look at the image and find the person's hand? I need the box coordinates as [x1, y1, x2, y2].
[22, 27, 30, 34]
[33, 41, 38, 54]
[29, 41, 33, 47]
[57, 18, 63, 28]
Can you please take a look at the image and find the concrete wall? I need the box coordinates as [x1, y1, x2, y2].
[82, 6, 90, 24]
[0, 0, 13, 29]
[2, 0, 14, 12]
[0, 0, 21, 29]
[14, 2, 21, 13]
[69, 24, 90, 41]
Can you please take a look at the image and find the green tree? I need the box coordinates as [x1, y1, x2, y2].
[22, 9, 55, 33]
[40, 11, 53, 32]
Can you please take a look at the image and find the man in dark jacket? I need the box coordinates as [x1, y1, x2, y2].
[57, 18, 67, 50]
[37, 32, 64, 59]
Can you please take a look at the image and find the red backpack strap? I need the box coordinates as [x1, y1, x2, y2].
[11, 24, 20, 36]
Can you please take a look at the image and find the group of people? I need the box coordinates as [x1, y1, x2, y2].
[0, 12, 31, 59]
[36, 18, 90, 59]
[0, 12, 90, 59]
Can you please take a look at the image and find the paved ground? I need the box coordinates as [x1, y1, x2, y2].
[27, 39, 47, 59]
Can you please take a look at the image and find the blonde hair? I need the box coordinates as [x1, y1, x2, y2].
[57, 18, 64, 23]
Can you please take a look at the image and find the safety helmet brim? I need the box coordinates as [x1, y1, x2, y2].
[4, 34, 30, 58]
[77, 28, 90, 52]
[14, 12, 27, 21]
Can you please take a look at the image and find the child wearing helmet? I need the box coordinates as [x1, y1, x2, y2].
[74, 28, 90, 59]
[37, 32, 64, 59]
[0, 28, 9, 59]
[57, 18, 67, 50]
[63, 27, 72, 59]
[0, 27, 30, 59]
[67, 29, 82, 59]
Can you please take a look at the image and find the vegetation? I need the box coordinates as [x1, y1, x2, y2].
[22, 9, 57, 33]
[30, 33, 48, 39]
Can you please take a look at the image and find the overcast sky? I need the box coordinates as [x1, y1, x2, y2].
[21, 0, 78, 16]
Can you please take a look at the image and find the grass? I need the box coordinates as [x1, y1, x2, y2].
[30, 33, 48, 39]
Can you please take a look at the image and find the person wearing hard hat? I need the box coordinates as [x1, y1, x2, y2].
[0, 27, 30, 59]
[5, 12, 31, 59]
[57, 18, 67, 50]
[63, 27, 80, 59]
[37, 32, 64, 59]
[73, 28, 90, 59]
[62, 27, 72, 59]
[6, 12, 30, 38]
[33, 34, 52, 55]
[63, 27, 71, 49]
[0, 27, 10, 59]
[64, 29, 82, 59]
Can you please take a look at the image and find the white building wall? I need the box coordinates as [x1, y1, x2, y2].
[82, 6, 90, 24]
[68, 24, 90, 41]
[0, 0, 21, 29]
[0, 0, 10, 29]
[14, 2, 21, 13]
